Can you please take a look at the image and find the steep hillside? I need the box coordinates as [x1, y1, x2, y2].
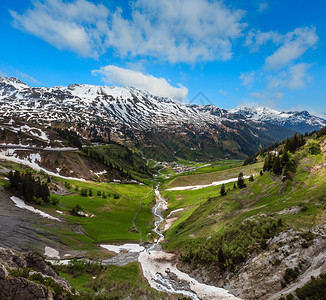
[162, 129, 326, 299]
[0, 117, 151, 182]
[1, 77, 324, 161]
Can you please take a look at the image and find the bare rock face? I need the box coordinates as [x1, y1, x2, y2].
[0, 264, 9, 279]
[0, 247, 72, 300]
[0, 268, 47, 300]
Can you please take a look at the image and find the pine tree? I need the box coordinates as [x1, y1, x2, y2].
[237, 172, 246, 189]
[249, 175, 254, 182]
[272, 155, 282, 175]
[284, 137, 290, 153]
[263, 153, 273, 171]
[281, 151, 290, 166]
[218, 248, 226, 270]
[220, 184, 227, 196]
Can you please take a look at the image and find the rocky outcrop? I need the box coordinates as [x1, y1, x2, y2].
[179, 226, 326, 299]
[0, 247, 72, 300]
[0, 268, 48, 300]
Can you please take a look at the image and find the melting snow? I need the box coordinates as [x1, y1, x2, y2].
[0, 151, 86, 181]
[94, 170, 107, 176]
[139, 251, 239, 300]
[100, 244, 145, 254]
[167, 176, 250, 191]
[10, 196, 60, 221]
[44, 246, 60, 259]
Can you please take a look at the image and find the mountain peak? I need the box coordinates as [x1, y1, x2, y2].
[0, 76, 29, 90]
[0, 77, 324, 134]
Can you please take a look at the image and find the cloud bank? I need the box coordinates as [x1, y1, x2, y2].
[265, 27, 318, 70]
[10, 0, 247, 63]
[10, 0, 109, 59]
[93, 65, 188, 101]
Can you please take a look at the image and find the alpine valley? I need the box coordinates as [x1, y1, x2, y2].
[0, 76, 326, 300]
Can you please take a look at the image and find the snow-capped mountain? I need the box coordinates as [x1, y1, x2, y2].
[1, 77, 324, 133]
[0, 77, 324, 160]
[0, 77, 225, 130]
[230, 106, 326, 133]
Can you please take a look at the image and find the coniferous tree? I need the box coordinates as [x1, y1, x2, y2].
[220, 184, 227, 196]
[218, 248, 226, 270]
[237, 172, 246, 189]
[281, 151, 290, 166]
[8, 170, 50, 205]
[272, 155, 282, 175]
[263, 153, 273, 171]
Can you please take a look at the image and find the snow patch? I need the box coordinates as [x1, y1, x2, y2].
[10, 196, 60, 221]
[44, 246, 60, 259]
[0, 152, 86, 181]
[167, 176, 250, 191]
[94, 170, 107, 176]
[100, 244, 145, 254]
[139, 250, 239, 300]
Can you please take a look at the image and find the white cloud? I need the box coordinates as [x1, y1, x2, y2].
[266, 63, 312, 91]
[250, 91, 266, 100]
[92, 65, 188, 101]
[244, 62, 311, 108]
[240, 71, 255, 87]
[257, 2, 268, 13]
[245, 29, 282, 53]
[106, 0, 247, 63]
[10, 0, 247, 63]
[265, 27, 318, 70]
[286, 63, 312, 90]
[10, 0, 110, 58]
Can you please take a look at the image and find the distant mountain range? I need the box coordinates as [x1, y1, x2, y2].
[230, 106, 325, 134]
[1, 77, 325, 161]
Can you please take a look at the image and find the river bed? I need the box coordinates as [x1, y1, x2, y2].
[100, 186, 239, 300]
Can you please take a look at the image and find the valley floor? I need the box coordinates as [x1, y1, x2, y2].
[0, 137, 326, 299]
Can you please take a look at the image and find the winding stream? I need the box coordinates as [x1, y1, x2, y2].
[136, 186, 239, 299]
[100, 186, 238, 299]
[49, 185, 239, 299]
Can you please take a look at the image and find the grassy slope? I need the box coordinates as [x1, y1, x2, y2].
[58, 262, 166, 300]
[83, 144, 152, 181]
[165, 161, 261, 188]
[44, 179, 156, 251]
[0, 157, 156, 252]
[163, 136, 326, 251]
[0, 161, 164, 297]
[160, 161, 262, 237]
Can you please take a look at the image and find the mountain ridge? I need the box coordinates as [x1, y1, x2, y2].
[1, 76, 324, 132]
[1, 76, 325, 161]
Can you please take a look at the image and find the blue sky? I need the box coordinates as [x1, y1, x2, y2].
[0, 0, 325, 115]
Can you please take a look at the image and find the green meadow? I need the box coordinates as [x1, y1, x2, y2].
[57, 262, 166, 299]
[165, 161, 262, 188]
[53, 180, 156, 245]
[162, 136, 326, 252]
